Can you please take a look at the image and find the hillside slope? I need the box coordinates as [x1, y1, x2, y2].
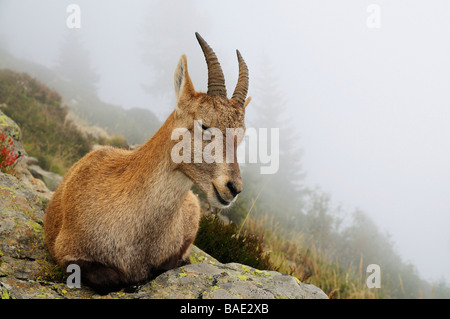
[0, 69, 90, 175]
[0, 47, 161, 145]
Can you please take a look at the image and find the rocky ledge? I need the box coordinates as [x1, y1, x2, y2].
[0, 111, 327, 299]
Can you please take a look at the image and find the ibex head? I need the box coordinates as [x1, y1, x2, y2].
[172, 32, 250, 208]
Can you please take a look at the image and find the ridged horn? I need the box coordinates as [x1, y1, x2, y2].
[231, 50, 249, 107]
[195, 32, 227, 97]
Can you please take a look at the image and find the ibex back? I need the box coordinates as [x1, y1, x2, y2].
[43, 33, 250, 294]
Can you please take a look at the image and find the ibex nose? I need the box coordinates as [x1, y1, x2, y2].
[226, 181, 242, 198]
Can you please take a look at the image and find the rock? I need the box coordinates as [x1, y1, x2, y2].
[0, 171, 50, 291]
[21, 156, 39, 166]
[139, 261, 327, 299]
[0, 109, 22, 144]
[0, 111, 59, 196]
[27, 165, 63, 192]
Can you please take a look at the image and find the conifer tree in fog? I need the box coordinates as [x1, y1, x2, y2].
[240, 54, 305, 225]
[140, 1, 210, 116]
[55, 30, 99, 94]
[252, 56, 305, 190]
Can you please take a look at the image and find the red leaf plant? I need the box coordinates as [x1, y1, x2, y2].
[0, 133, 21, 173]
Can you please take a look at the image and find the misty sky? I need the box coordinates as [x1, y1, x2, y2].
[1, 0, 449, 284]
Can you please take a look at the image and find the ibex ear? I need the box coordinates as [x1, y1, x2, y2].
[174, 55, 195, 104]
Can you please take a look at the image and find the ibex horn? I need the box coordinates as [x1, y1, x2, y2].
[195, 32, 227, 97]
[231, 50, 249, 107]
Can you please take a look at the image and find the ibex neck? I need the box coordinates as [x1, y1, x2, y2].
[130, 111, 192, 212]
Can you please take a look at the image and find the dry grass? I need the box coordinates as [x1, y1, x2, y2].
[241, 213, 380, 299]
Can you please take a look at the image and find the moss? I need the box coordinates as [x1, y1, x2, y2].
[197, 287, 205, 296]
[0, 114, 8, 125]
[113, 291, 126, 298]
[27, 219, 42, 234]
[241, 265, 251, 272]
[148, 281, 159, 292]
[209, 285, 221, 293]
[178, 267, 188, 278]
[0, 114, 20, 138]
[240, 264, 270, 278]
[188, 246, 219, 265]
[1, 288, 11, 299]
[0, 185, 15, 193]
[189, 252, 205, 264]
[51, 283, 75, 298]
[139, 280, 158, 294]
[35, 258, 66, 283]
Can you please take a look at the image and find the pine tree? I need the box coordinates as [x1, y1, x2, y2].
[251, 55, 305, 191]
[233, 54, 305, 226]
[55, 30, 99, 94]
[140, 1, 210, 105]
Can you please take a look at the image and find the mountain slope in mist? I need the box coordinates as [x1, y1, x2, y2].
[0, 47, 160, 145]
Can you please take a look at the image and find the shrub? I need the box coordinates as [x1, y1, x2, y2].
[0, 133, 20, 173]
[194, 214, 274, 271]
[96, 135, 129, 149]
[0, 70, 91, 174]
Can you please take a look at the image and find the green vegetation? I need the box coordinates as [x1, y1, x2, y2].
[242, 213, 379, 299]
[207, 185, 450, 299]
[197, 197, 450, 298]
[96, 135, 129, 149]
[1, 287, 11, 299]
[35, 258, 67, 284]
[195, 208, 381, 298]
[194, 214, 272, 271]
[0, 70, 137, 175]
[0, 69, 90, 174]
[0, 46, 161, 145]
[0, 132, 20, 173]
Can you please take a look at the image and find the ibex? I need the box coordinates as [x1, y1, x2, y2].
[44, 33, 250, 294]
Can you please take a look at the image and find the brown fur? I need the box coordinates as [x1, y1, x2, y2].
[44, 42, 250, 294]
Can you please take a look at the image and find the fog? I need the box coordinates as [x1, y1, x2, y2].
[1, 0, 449, 284]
